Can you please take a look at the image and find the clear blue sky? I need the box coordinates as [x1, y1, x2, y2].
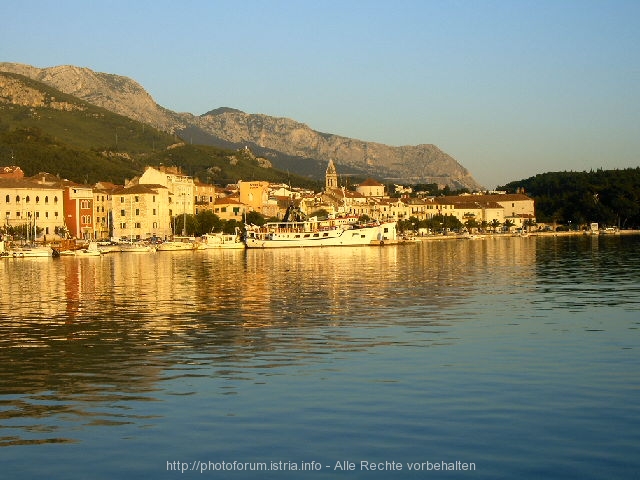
[2, 0, 639, 188]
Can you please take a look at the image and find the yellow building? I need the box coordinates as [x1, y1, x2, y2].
[111, 184, 171, 241]
[212, 197, 246, 221]
[0, 177, 65, 239]
[238, 180, 269, 213]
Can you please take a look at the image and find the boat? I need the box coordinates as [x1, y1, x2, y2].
[74, 242, 102, 256]
[120, 242, 156, 253]
[244, 212, 397, 249]
[464, 233, 486, 240]
[96, 241, 123, 254]
[198, 229, 245, 250]
[156, 239, 196, 251]
[3, 243, 53, 258]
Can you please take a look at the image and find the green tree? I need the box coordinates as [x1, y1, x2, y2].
[244, 210, 266, 226]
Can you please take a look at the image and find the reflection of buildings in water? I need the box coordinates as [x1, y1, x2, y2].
[241, 246, 406, 328]
[0, 257, 66, 326]
[241, 239, 538, 330]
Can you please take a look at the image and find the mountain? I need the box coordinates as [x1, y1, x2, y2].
[0, 71, 320, 188]
[0, 62, 483, 190]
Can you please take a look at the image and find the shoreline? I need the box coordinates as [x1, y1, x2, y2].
[409, 229, 640, 242]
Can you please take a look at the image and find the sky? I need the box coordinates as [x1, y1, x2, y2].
[1, 0, 639, 188]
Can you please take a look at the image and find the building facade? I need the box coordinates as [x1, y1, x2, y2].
[110, 184, 171, 241]
[64, 184, 94, 239]
[0, 177, 65, 239]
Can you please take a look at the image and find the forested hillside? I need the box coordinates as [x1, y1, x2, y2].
[499, 169, 640, 228]
[0, 72, 319, 188]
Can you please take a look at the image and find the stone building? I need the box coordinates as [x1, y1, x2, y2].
[110, 184, 171, 241]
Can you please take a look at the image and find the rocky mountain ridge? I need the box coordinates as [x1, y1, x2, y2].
[0, 62, 483, 190]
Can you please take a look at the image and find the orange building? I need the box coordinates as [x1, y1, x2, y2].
[63, 184, 94, 239]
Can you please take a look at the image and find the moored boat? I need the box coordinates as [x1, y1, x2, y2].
[3, 243, 53, 258]
[244, 215, 397, 249]
[156, 240, 196, 251]
[120, 242, 156, 253]
[198, 229, 245, 250]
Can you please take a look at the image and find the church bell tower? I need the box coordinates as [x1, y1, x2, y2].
[325, 159, 338, 191]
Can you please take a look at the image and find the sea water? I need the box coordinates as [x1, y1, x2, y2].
[1, 235, 638, 479]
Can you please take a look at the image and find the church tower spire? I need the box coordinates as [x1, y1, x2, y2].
[325, 159, 338, 191]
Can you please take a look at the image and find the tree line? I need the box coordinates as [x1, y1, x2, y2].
[499, 168, 640, 228]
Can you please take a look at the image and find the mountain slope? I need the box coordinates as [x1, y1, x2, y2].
[0, 71, 318, 188]
[0, 62, 483, 189]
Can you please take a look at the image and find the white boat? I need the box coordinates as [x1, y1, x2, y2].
[198, 229, 245, 250]
[75, 242, 103, 256]
[96, 241, 122, 254]
[3, 244, 53, 258]
[464, 233, 486, 240]
[156, 240, 196, 251]
[244, 216, 397, 249]
[120, 242, 156, 253]
[58, 242, 103, 256]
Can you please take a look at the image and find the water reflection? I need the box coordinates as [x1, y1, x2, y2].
[534, 235, 640, 311]
[2, 236, 637, 448]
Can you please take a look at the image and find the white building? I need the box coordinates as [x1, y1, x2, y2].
[0, 177, 65, 239]
[137, 166, 195, 219]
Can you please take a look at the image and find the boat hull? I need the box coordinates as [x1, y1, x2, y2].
[156, 242, 196, 251]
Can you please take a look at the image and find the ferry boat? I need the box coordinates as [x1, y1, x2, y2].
[244, 212, 397, 249]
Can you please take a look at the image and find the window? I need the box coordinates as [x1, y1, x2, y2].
[36, 196, 40, 203]
[121, 223, 126, 229]
[135, 222, 141, 229]
[135, 209, 140, 216]
[153, 209, 157, 215]
[121, 210, 126, 217]
[81, 200, 90, 209]
[26, 196, 30, 203]
[121, 197, 125, 203]
[54, 196, 58, 203]
[16, 195, 20, 203]
[135, 196, 139, 202]
[45, 196, 49, 204]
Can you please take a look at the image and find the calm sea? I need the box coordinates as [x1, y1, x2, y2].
[1, 235, 639, 479]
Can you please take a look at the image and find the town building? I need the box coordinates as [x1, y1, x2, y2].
[64, 184, 94, 239]
[212, 196, 247, 222]
[356, 178, 385, 198]
[110, 184, 171, 241]
[0, 175, 65, 239]
[136, 166, 195, 219]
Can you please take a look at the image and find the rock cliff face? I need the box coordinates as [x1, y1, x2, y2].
[193, 110, 481, 188]
[0, 62, 483, 189]
[0, 72, 84, 111]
